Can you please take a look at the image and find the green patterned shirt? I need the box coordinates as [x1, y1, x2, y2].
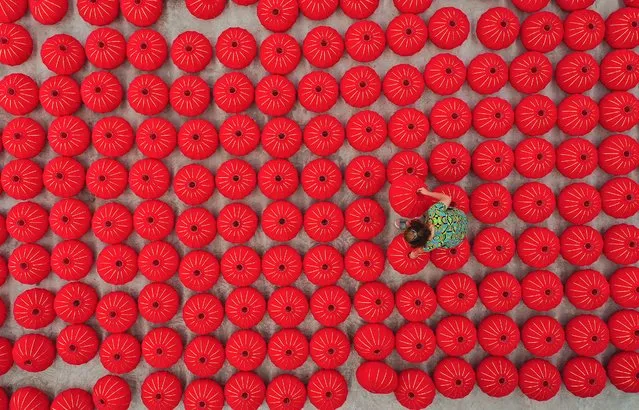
[423, 202, 468, 252]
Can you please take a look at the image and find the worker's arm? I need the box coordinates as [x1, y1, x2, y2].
[417, 187, 452, 208]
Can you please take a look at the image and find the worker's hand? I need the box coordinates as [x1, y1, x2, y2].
[417, 187, 429, 196]
[409, 249, 423, 259]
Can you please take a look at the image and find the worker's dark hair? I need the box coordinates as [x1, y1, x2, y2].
[403, 219, 431, 249]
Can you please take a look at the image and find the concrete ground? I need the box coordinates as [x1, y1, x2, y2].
[0, 0, 638, 408]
